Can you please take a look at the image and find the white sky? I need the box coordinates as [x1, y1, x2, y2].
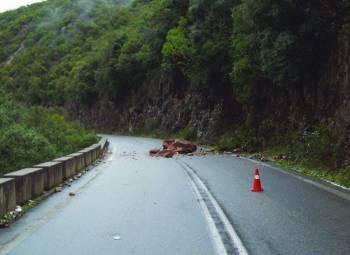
[0, 0, 45, 13]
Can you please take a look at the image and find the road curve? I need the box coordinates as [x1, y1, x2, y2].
[0, 135, 350, 255]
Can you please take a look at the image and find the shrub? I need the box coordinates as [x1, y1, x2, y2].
[217, 126, 259, 152]
[175, 127, 195, 141]
[0, 125, 55, 175]
[0, 99, 97, 176]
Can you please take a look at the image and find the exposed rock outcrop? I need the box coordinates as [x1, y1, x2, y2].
[70, 70, 233, 143]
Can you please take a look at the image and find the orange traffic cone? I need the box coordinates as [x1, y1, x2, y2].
[251, 168, 264, 192]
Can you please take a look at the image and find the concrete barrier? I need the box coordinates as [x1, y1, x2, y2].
[35, 162, 63, 191]
[89, 145, 96, 162]
[96, 143, 102, 157]
[98, 137, 109, 153]
[97, 139, 104, 156]
[89, 144, 100, 162]
[53, 156, 76, 180]
[0, 138, 108, 219]
[67, 152, 85, 172]
[0, 178, 16, 217]
[5, 168, 44, 205]
[78, 148, 93, 166]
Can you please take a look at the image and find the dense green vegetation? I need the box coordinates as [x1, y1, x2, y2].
[0, 0, 350, 184]
[0, 95, 96, 176]
[0, 0, 340, 105]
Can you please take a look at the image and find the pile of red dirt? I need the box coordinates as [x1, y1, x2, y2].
[150, 139, 197, 158]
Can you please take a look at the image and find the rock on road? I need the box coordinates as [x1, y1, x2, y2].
[0, 135, 349, 255]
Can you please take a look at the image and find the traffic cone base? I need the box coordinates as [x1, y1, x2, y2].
[251, 168, 264, 192]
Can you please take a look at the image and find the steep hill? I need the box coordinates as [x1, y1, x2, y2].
[1, 0, 350, 182]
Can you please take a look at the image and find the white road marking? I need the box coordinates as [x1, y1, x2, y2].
[184, 165, 228, 255]
[177, 160, 249, 255]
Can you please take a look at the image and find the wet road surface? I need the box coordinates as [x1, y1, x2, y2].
[0, 135, 350, 255]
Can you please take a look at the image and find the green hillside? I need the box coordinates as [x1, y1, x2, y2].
[1, 0, 350, 184]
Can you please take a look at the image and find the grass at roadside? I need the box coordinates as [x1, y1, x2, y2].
[256, 148, 350, 189]
[0, 196, 41, 228]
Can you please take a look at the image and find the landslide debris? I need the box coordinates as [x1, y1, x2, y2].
[150, 139, 197, 158]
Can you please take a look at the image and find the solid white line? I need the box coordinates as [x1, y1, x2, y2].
[188, 166, 249, 255]
[185, 168, 228, 255]
[178, 160, 249, 255]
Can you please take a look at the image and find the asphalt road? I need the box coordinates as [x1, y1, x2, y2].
[0, 135, 350, 255]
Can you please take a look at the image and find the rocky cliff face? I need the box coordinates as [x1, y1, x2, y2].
[66, 4, 350, 148]
[332, 24, 350, 126]
[71, 70, 234, 143]
[72, 24, 350, 144]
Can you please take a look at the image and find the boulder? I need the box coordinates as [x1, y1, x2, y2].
[150, 139, 197, 158]
[163, 139, 175, 150]
[173, 140, 197, 154]
[159, 149, 176, 158]
[149, 149, 161, 156]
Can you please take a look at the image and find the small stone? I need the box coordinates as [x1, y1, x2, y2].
[260, 157, 268, 162]
[233, 148, 241, 153]
[149, 149, 160, 156]
[0, 222, 10, 228]
[69, 192, 76, 196]
[113, 235, 121, 240]
[15, 206, 22, 213]
[55, 187, 63, 192]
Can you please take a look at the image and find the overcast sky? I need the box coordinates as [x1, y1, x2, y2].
[0, 0, 45, 13]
